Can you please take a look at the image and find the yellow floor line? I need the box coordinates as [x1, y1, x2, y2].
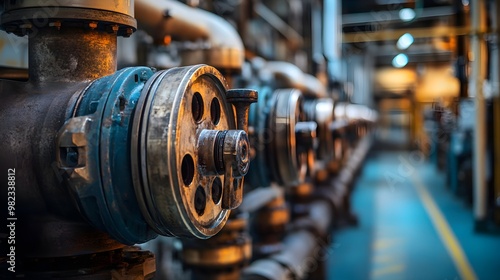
[372, 264, 405, 278]
[374, 238, 403, 250]
[411, 174, 477, 280]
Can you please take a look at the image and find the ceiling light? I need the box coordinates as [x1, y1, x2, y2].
[397, 33, 414, 50]
[392, 54, 409, 68]
[399, 8, 416, 22]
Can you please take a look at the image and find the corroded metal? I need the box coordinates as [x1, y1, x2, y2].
[57, 67, 159, 245]
[268, 88, 315, 187]
[0, 0, 136, 37]
[131, 64, 253, 238]
[0, 6, 255, 265]
[181, 213, 252, 280]
[29, 27, 117, 83]
[2, 0, 135, 17]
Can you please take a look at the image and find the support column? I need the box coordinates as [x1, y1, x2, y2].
[471, 0, 488, 227]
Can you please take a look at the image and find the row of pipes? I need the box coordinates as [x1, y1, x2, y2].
[0, 0, 377, 279]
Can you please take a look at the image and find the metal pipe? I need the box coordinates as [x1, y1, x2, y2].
[1, 0, 135, 83]
[471, 0, 488, 224]
[29, 27, 117, 83]
[342, 6, 455, 26]
[242, 199, 333, 280]
[239, 186, 283, 213]
[242, 133, 373, 280]
[134, 0, 244, 71]
[0, 2, 134, 255]
[265, 61, 327, 98]
[1, 0, 134, 17]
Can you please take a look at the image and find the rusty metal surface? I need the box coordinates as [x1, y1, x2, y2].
[268, 88, 310, 187]
[131, 65, 244, 238]
[19, 247, 155, 279]
[0, 67, 28, 81]
[29, 28, 117, 83]
[0, 78, 130, 257]
[1, 7, 136, 37]
[181, 214, 252, 279]
[2, 0, 135, 17]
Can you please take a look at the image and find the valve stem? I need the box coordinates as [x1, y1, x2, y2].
[226, 89, 258, 132]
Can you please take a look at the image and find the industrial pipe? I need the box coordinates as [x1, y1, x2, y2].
[242, 199, 334, 280]
[265, 61, 328, 98]
[134, 0, 244, 71]
[0, 1, 256, 271]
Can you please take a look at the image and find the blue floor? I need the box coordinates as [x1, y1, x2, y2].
[328, 151, 500, 280]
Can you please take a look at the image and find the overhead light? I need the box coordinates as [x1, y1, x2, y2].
[399, 8, 416, 22]
[392, 54, 409, 68]
[397, 33, 414, 50]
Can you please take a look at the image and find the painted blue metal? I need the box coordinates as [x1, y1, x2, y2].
[71, 67, 158, 244]
[246, 84, 274, 189]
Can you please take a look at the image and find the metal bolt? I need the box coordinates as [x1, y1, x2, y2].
[107, 24, 119, 34]
[221, 130, 249, 210]
[124, 28, 134, 38]
[221, 130, 250, 178]
[88, 22, 98, 30]
[197, 129, 250, 210]
[198, 130, 250, 177]
[226, 89, 258, 133]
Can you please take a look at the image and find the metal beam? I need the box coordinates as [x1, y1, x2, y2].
[342, 25, 470, 43]
[342, 6, 455, 26]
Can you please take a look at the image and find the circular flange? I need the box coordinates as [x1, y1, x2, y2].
[132, 64, 235, 238]
[268, 88, 307, 187]
[1, 7, 136, 37]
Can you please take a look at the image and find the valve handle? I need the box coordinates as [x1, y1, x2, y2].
[226, 89, 258, 132]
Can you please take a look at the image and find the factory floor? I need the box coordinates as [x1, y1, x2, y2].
[327, 150, 500, 280]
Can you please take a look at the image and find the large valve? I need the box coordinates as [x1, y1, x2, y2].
[248, 86, 316, 188]
[56, 65, 254, 244]
[131, 65, 255, 238]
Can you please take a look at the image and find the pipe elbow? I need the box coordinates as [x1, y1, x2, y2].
[135, 0, 244, 71]
[266, 61, 327, 98]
